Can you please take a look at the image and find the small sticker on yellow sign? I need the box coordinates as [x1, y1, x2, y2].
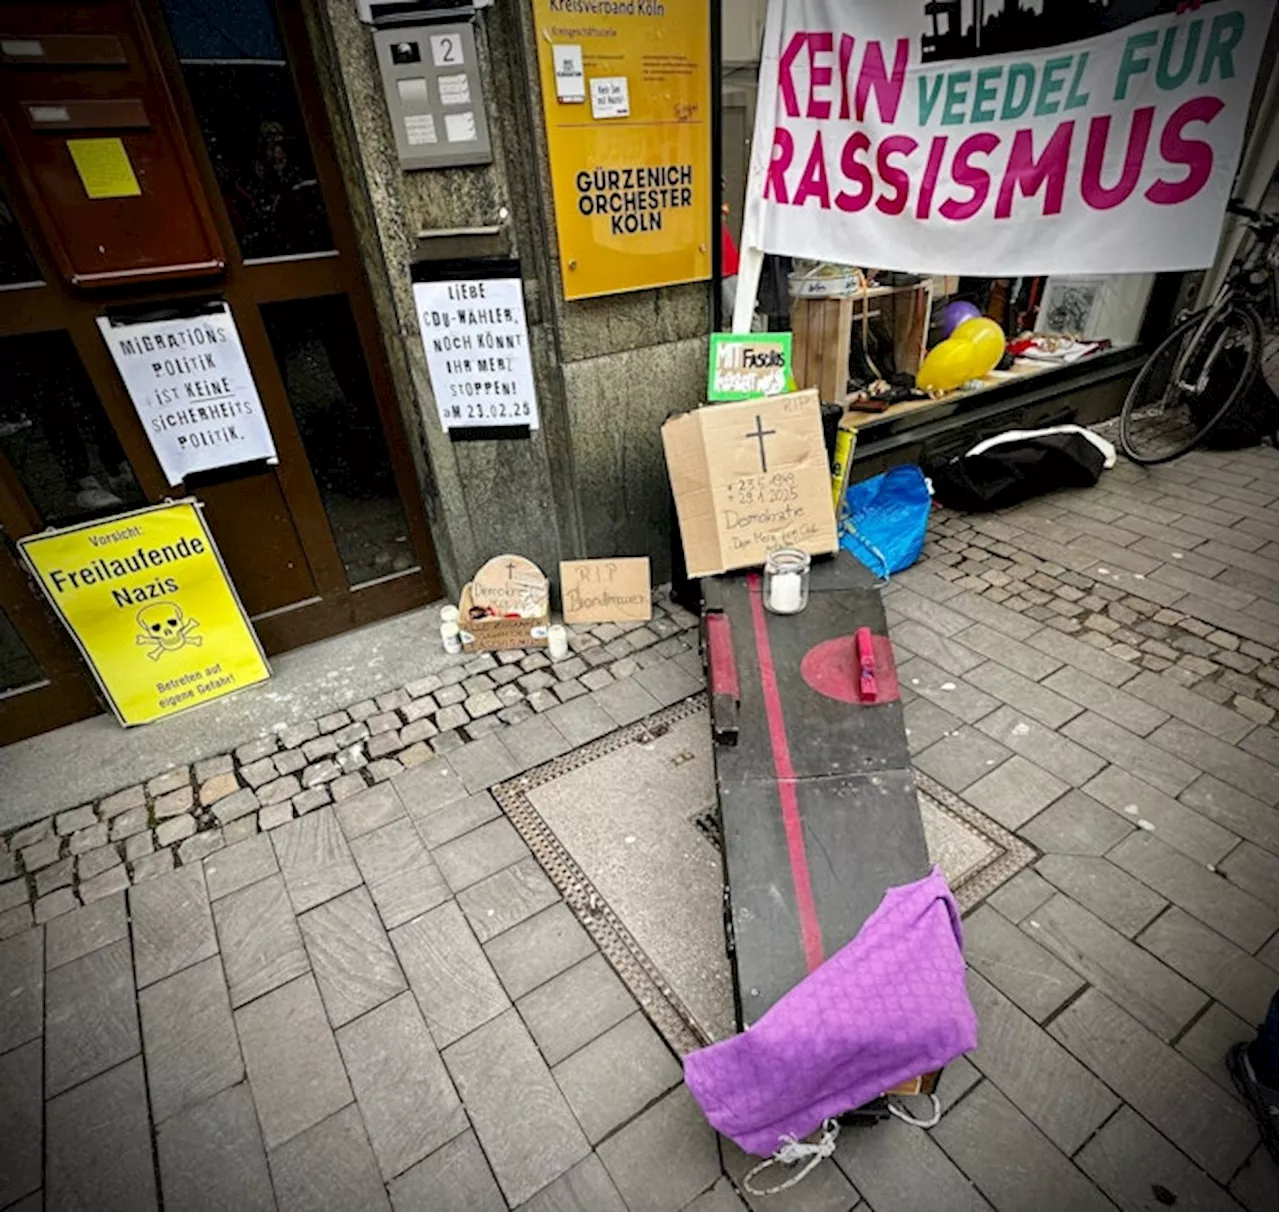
[67, 137, 141, 199]
[19, 500, 269, 726]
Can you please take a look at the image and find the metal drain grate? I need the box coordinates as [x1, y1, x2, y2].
[691, 808, 722, 852]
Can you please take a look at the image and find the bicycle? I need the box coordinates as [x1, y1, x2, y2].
[1119, 199, 1279, 465]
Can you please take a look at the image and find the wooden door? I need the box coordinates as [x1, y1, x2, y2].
[0, 0, 440, 744]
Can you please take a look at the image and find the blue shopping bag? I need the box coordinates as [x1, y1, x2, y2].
[840, 465, 932, 580]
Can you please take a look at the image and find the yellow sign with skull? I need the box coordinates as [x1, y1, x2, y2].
[19, 500, 269, 726]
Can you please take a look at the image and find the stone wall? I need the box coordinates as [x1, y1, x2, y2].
[304, 2, 710, 596]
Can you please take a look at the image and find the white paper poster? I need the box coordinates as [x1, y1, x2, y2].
[413, 274, 540, 430]
[97, 304, 277, 486]
[554, 45, 586, 102]
[739, 1, 1269, 277]
[590, 76, 630, 119]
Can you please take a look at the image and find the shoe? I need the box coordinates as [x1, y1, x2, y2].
[1228, 1042, 1278, 1160]
[75, 476, 122, 510]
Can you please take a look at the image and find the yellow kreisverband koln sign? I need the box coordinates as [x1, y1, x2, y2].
[19, 500, 269, 726]
[533, 0, 711, 300]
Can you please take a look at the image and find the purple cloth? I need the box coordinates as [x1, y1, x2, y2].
[684, 867, 977, 1156]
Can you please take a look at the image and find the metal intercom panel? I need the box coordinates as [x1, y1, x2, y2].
[374, 22, 492, 170]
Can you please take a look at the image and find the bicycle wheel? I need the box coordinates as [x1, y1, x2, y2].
[1119, 304, 1263, 465]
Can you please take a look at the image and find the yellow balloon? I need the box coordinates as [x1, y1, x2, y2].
[916, 337, 973, 393]
[952, 317, 1006, 379]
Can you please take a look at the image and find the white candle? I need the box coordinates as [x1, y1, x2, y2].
[548, 624, 570, 661]
[440, 604, 460, 625]
[769, 570, 802, 613]
[440, 622, 462, 654]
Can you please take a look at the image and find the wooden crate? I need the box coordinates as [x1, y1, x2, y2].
[791, 295, 854, 404]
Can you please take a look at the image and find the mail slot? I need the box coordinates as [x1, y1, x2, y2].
[0, 0, 224, 287]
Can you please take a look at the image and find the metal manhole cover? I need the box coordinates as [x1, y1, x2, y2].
[493, 695, 1034, 1055]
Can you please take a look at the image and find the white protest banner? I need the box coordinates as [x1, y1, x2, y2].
[739, 1, 1268, 291]
[412, 263, 540, 431]
[98, 303, 277, 486]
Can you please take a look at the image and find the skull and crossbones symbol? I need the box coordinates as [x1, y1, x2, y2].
[136, 602, 202, 660]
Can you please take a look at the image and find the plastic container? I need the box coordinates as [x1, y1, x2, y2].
[441, 621, 462, 654]
[763, 547, 811, 615]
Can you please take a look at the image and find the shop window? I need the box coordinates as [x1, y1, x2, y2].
[0, 190, 40, 288]
[260, 295, 416, 587]
[0, 607, 44, 696]
[0, 332, 145, 527]
[159, 0, 334, 261]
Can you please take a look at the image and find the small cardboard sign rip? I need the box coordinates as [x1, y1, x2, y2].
[560, 557, 652, 624]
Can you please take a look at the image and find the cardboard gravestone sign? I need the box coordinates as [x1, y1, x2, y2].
[662, 389, 837, 578]
[471, 554, 549, 617]
[560, 558, 652, 624]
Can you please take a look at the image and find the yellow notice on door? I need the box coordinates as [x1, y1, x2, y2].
[67, 137, 141, 199]
[19, 501, 269, 726]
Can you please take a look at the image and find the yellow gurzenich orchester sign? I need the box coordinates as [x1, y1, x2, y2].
[19, 500, 269, 726]
[533, 0, 711, 300]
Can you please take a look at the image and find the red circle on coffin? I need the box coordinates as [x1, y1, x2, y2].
[800, 636, 864, 704]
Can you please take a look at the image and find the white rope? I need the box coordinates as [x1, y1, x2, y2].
[743, 1118, 841, 1196]
[887, 1093, 942, 1129]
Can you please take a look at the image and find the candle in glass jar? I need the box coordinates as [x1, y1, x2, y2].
[441, 622, 462, 654]
[548, 624, 570, 661]
[440, 604, 460, 625]
[769, 570, 803, 613]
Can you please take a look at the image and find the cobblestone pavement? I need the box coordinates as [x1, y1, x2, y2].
[1, 442, 1276, 1210]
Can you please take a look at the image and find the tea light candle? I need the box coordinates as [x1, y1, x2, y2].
[440, 622, 462, 654]
[548, 624, 570, 661]
[769, 570, 803, 614]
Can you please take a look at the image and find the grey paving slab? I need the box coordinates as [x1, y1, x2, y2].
[964, 755, 1069, 830]
[1018, 790, 1133, 857]
[415, 790, 503, 850]
[1025, 894, 1206, 1041]
[334, 782, 406, 840]
[596, 1086, 722, 1212]
[45, 892, 126, 970]
[1041, 666, 1171, 736]
[1063, 713, 1200, 798]
[271, 806, 363, 914]
[434, 816, 530, 892]
[932, 1080, 1114, 1212]
[1230, 1146, 1278, 1212]
[892, 618, 985, 675]
[897, 656, 1001, 723]
[139, 954, 242, 1123]
[953, 622, 1064, 680]
[936, 1053, 983, 1115]
[977, 705, 1106, 787]
[721, 1136, 857, 1212]
[449, 735, 521, 793]
[1137, 907, 1274, 1025]
[337, 991, 466, 1182]
[1110, 832, 1274, 952]
[944, 590, 1041, 640]
[517, 1153, 629, 1212]
[1084, 766, 1236, 865]
[391, 900, 509, 1048]
[913, 727, 1011, 793]
[1220, 840, 1278, 907]
[214, 872, 310, 1009]
[388, 1131, 505, 1212]
[45, 937, 139, 1097]
[967, 661, 1082, 728]
[986, 868, 1055, 923]
[0, 1039, 40, 1208]
[269, 1103, 390, 1212]
[1034, 854, 1166, 937]
[393, 757, 470, 821]
[0, 927, 42, 1054]
[1148, 718, 1279, 805]
[457, 855, 561, 943]
[516, 953, 637, 1066]
[1179, 774, 1277, 855]
[884, 584, 971, 633]
[545, 697, 617, 749]
[484, 902, 596, 1000]
[354, 824, 451, 930]
[1124, 670, 1253, 744]
[204, 834, 278, 901]
[157, 1082, 276, 1212]
[902, 696, 962, 754]
[299, 887, 407, 1029]
[965, 971, 1118, 1155]
[45, 1056, 158, 1212]
[502, 714, 575, 771]
[1177, 1001, 1251, 1096]
[130, 862, 218, 988]
[592, 676, 664, 729]
[1026, 628, 1140, 686]
[965, 905, 1084, 1022]
[552, 1011, 682, 1143]
[682, 1176, 750, 1212]
[633, 658, 703, 707]
[444, 1008, 590, 1208]
[235, 973, 353, 1150]
[833, 1112, 991, 1212]
[1049, 989, 1256, 1184]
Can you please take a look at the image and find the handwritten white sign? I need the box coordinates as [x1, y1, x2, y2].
[97, 304, 277, 486]
[413, 276, 540, 430]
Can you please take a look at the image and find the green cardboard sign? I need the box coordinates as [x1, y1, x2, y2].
[708, 332, 793, 401]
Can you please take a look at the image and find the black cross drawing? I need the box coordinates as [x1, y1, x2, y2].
[505, 560, 518, 579]
[745, 414, 776, 473]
